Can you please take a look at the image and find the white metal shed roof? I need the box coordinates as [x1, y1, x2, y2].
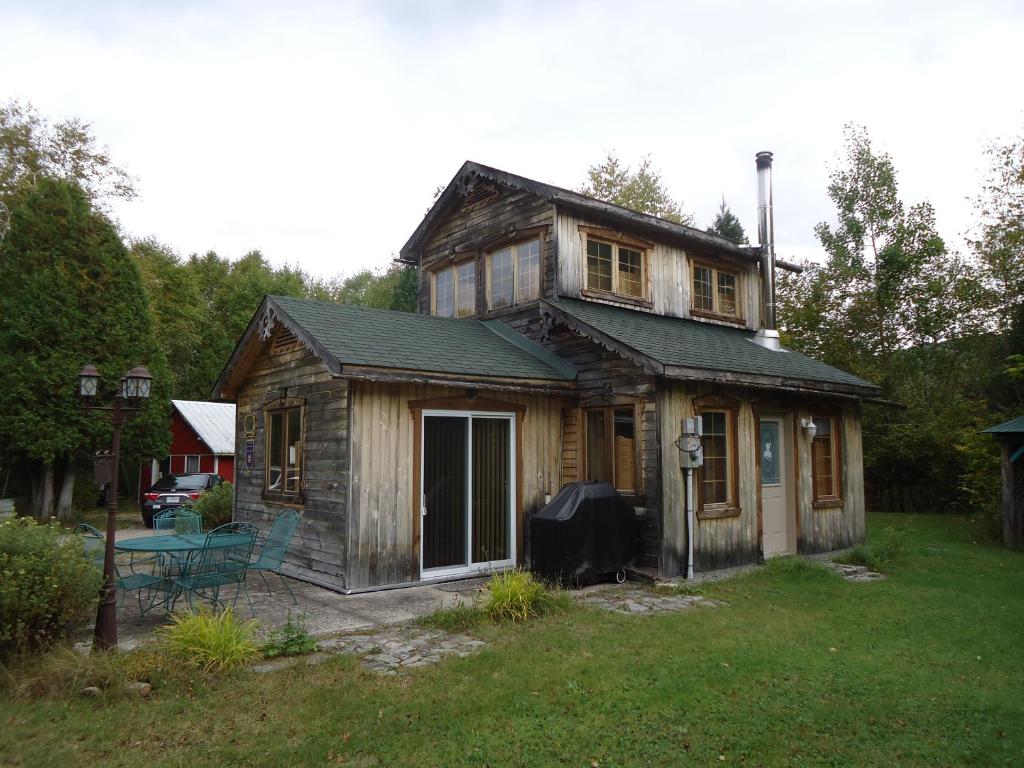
[172, 400, 236, 454]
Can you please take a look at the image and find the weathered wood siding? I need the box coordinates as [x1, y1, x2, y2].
[554, 207, 761, 330]
[657, 380, 760, 575]
[233, 331, 350, 591]
[795, 403, 866, 553]
[416, 190, 555, 316]
[346, 380, 566, 589]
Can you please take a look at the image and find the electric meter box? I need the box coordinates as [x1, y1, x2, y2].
[676, 417, 704, 469]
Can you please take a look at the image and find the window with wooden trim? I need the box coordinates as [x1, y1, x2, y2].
[692, 263, 740, 319]
[585, 236, 647, 300]
[584, 406, 637, 494]
[432, 261, 476, 318]
[487, 238, 541, 309]
[696, 405, 739, 517]
[812, 416, 842, 504]
[265, 406, 303, 498]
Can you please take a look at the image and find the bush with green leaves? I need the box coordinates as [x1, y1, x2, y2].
[190, 481, 234, 529]
[263, 613, 317, 659]
[158, 607, 260, 672]
[485, 570, 564, 623]
[0, 518, 102, 659]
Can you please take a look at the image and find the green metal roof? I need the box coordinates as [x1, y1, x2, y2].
[270, 296, 575, 382]
[983, 415, 1024, 435]
[547, 298, 880, 395]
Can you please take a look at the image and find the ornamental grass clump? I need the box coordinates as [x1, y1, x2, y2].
[484, 570, 563, 623]
[158, 607, 260, 672]
[0, 517, 102, 659]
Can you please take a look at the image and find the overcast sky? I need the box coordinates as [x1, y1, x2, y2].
[3, 0, 1022, 277]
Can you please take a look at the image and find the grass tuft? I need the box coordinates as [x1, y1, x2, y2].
[484, 570, 568, 623]
[416, 601, 485, 632]
[158, 607, 261, 672]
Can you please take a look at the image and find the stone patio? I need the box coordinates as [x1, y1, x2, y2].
[575, 584, 725, 614]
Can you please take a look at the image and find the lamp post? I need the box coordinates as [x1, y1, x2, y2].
[78, 363, 152, 650]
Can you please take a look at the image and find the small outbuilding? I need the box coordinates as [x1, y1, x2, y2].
[984, 415, 1024, 549]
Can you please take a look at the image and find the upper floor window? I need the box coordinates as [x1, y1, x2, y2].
[432, 261, 476, 318]
[586, 236, 647, 300]
[487, 238, 541, 310]
[692, 263, 740, 319]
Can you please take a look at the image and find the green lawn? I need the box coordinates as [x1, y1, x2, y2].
[4, 513, 1024, 767]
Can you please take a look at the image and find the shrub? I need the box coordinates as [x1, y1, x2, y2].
[416, 601, 484, 632]
[158, 607, 260, 672]
[191, 481, 234, 529]
[0, 518, 103, 659]
[484, 570, 565, 623]
[263, 613, 317, 658]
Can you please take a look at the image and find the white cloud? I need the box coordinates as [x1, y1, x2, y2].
[2, 0, 1021, 275]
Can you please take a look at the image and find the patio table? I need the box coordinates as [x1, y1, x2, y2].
[115, 533, 253, 612]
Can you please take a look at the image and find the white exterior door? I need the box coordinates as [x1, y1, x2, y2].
[760, 416, 794, 557]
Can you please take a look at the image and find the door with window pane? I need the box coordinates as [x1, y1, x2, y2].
[421, 412, 515, 575]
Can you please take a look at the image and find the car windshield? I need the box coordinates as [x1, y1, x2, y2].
[150, 474, 209, 491]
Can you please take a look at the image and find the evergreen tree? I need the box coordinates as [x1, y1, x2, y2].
[706, 197, 747, 243]
[0, 178, 170, 518]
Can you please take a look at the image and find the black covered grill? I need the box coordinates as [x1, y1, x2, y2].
[529, 482, 637, 585]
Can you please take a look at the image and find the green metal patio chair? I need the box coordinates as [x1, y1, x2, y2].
[153, 508, 202, 534]
[248, 509, 300, 604]
[172, 522, 258, 615]
[74, 524, 167, 618]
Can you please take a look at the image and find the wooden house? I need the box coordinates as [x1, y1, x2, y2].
[214, 154, 882, 592]
[984, 415, 1024, 549]
[138, 399, 235, 501]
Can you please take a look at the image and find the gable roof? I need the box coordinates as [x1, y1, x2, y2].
[400, 161, 757, 264]
[984, 415, 1024, 435]
[171, 400, 236, 454]
[213, 296, 577, 398]
[544, 298, 881, 399]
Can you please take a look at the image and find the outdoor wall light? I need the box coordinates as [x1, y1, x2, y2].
[78, 364, 99, 397]
[801, 416, 818, 441]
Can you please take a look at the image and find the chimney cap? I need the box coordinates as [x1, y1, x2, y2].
[755, 151, 774, 169]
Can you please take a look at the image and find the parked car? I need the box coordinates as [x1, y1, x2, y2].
[140, 473, 223, 528]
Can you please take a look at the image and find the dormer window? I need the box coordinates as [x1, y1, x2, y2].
[582, 228, 650, 303]
[691, 262, 740, 320]
[487, 237, 541, 310]
[432, 261, 476, 318]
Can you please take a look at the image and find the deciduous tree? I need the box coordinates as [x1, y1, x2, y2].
[579, 152, 692, 225]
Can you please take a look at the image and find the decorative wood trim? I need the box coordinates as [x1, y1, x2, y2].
[690, 308, 747, 326]
[580, 288, 654, 309]
[752, 403, 763, 556]
[540, 300, 664, 376]
[407, 396, 527, 416]
[697, 505, 741, 520]
[340, 365, 576, 394]
[577, 225, 655, 250]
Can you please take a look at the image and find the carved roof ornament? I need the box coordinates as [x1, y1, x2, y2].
[258, 305, 278, 341]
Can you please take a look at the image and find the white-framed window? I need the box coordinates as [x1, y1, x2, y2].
[585, 236, 647, 300]
[432, 261, 476, 318]
[692, 262, 740, 318]
[185, 455, 200, 473]
[487, 238, 541, 310]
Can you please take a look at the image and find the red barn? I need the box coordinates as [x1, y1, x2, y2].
[138, 400, 236, 501]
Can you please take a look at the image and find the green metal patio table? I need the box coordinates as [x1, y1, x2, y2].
[115, 533, 252, 611]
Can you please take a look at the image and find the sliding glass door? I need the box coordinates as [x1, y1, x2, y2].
[421, 411, 515, 577]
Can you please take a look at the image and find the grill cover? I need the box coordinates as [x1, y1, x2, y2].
[529, 482, 637, 584]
